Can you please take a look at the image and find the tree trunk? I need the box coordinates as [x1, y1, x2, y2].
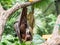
[42, 15, 60, 45]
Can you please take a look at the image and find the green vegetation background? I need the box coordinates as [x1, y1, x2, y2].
[0, 0, 57, 45]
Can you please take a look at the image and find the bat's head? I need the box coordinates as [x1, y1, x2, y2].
[25, 28, 32, 41]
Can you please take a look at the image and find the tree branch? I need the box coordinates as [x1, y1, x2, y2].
[6, 0, 40, 18]
[52, 15, 60, 36]
[0, 4, 5, 12]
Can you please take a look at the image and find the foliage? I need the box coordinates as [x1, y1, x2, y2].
[34, 0, 57, 35]
[0, 35, 21, 45]
[36, 14, 56, 35]
[4, 10, 21, 35]
[32, 34, 45, 45]
[0, 0, 58, 45]
[0, 34, 44, 45]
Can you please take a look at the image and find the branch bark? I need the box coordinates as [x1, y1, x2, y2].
[52, 15, 60, 37]
[0, 4, 5, 13]
[6, 0, 40, 18]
